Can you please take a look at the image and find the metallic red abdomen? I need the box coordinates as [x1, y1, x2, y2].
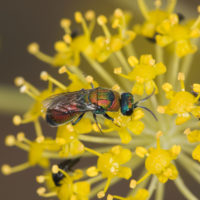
[89, 88, 120, 111]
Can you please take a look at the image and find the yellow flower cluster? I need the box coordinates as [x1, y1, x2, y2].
[2, 0, 200, 200]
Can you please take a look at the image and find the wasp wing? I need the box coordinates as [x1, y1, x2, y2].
[42, 89, 97, 126]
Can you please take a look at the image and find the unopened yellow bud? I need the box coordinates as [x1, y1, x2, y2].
[112, 84, 120, 91]
[107, 194, 113, 200]
[197, 5, 200, 13]
[75, 11, 83, 23]
[40, 71, 48, 81]
[14, 77, 25, 86]
[36, 175, 45, 183]
[171, 145, 181, 156]
[97, 191, 105, 199]
[5, 135, 16, 146]
[58, 66, 67, 74]
[97, 15, 107, 26]
[135, 146, 148, 158]
[193, 84, 200, 93]
[52, 165, 59, 174]
[85, 10, 95, 20]
[130, 179, 137, 188]
[112, 19, 120, 28]
[1, 164, 12, 175]
[37, 187, 46, 196]
[19, 85, 27, 93]
[163, 168, 172, 177]
[63, 34, 72, 44]
[86, 75, 94, 83]
[27, 42, 39, 54]
[86, 166, 98, 177]
[162, 83, 173, 92]
[114, 8, 123, 18]
[128, 56, 138, 67]
[13, 115, 22, 126]
[36, 136, 45, 143]
[155, 0, 161, 8]
[178, 72, 185, 81]
[184, 128, 191, 135]
[114, 67, 122, 74]
[17, 132, 25, 142]
[60, 18, 71, 28]
[156, 131, 163, 139]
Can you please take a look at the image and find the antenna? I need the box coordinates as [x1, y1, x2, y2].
[134, 88, 158, 121]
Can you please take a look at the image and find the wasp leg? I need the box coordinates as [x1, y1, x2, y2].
[90, 83, 94, 88]
[72, 113, 85, 125]
[103, 113, 121, 127]
[93, 113, 103, 133]
[103, 113, 114, 121]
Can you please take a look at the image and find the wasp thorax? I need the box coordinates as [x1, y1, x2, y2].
[120, 93, 134, 116]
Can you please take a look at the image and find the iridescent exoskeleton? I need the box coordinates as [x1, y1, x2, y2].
[43, 87, 157, 128]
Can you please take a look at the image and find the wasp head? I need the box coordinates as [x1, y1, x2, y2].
[120, 93, 134, 116]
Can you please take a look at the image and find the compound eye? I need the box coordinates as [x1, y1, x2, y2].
[124, 109, 133, 116]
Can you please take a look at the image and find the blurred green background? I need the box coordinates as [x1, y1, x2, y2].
[0, 0, 200, 199]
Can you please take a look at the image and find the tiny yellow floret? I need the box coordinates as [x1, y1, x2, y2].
[1, 164, 12, 175]
[14, 77, 25, 86]
[97, 191, 105, 199]
[5, 135, 16, 146]
[36, 175, 45, 183]
[135, 146, 148, 158]
[40, 71, 48, 81]
[17, 132, 25, 142]
[114, 67, 122, 74]
[129, 179, 137, 188]
[97, 15, 107, 26]
[37, 187, 46, 196]
[52, 165, 59, 174]
[128, 56, 139, 67]
[13, 115, 22, 125]
[60, 18, 71, 28]
[85, 10, 95, 20]
[75, 12, 83, 23]
[27, 42, 39, 54]
[86, 166, 98, 177]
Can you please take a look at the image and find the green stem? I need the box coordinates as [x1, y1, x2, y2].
[79, 135, 121, 144]
[155, 44, 165, 104]
[155, 182, 164, 200]
[124, 43, 137, 57]
[89, 177, 120, 199]
[34, 51, 54, 65]
[174, 176, 198, 200]
[181, 54, 194, 81]
[0, 85, 32, 114]
[179, 153, 200, 173]
[137, 0, 149, 20]
[82, 53, 117, 86]
[147, 176, 158, 200]
[34, 119, 43, 137]
[115, 51, 131, 73]
[68, 66, 87, 83]
[166, 0, 177, 13]
[168, 53, 180, 87]
[87, 175, 102, 185]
